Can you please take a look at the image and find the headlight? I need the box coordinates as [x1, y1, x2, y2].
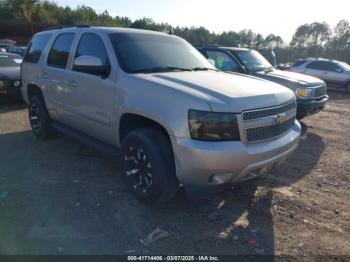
[12, 80, 21, 88]
[188, 110, 240, 141]
[296, 88, 313, 98]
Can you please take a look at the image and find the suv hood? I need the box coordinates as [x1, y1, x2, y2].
[0, 66, 20, 80]
[254, 69, 324, 89]
[136, 71, 295, 113]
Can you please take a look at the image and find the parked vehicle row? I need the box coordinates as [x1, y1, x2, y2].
[20, 26, 301, 204]
[289, 58, 350, 94]
[0, 52, 23, 96]
[7, 46, 27, 57]
[196, 46, 329, 119]
[0, 42, 27, 57]
[8, 25, 350, 204]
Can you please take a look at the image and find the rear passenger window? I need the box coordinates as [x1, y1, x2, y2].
[47, 33, 75, 69]
[306, 61, 326, 70]
[306, 61, 340, 72]
[74, 33, 110, 75]
[23, 34, 51, 63]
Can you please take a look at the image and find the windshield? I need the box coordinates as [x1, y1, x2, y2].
[0, 54, 22, 67]
[337, 61, 350, 71]
[234, 50, 272, 71]
[109, 33, 214, 73]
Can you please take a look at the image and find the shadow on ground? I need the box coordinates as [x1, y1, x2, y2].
[0, 94, 26, 113]
[327, 88, 350, 101]
[0, 122, 325, 256]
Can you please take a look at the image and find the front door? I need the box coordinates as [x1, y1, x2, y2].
[63, 33, 115, 144]
[205, 50, 240, 72]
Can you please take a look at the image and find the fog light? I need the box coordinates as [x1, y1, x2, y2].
[13, 80, 21, 87]
[211, 172, 233, 184]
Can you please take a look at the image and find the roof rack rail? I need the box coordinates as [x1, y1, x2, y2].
[194, 44, 223, 48]
[43, 24, 90, 31]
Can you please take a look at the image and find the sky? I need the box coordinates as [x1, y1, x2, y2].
[55, 0, 350, 43]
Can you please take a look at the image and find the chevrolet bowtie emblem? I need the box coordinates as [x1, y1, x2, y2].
[275, 113, 286, 125]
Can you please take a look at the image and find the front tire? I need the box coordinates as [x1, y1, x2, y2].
[121, 128, 178, 205]
[28, 95, 52, 139]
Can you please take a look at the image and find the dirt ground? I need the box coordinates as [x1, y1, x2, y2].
[0, 90, 349, 257]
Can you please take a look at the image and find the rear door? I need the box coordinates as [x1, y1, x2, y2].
[63, 32, 115, 144]
[21, 33, 51, 103]
[44, 33, 76, 121]
[304, 61, 330, 82]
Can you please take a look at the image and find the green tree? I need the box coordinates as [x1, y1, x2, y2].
[265, 34, 283, 48]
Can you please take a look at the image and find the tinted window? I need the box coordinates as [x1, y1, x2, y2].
[206, 50, 239, 71]
[47, 33, 75, 69]
[74, 33, 110, 74]
[109, 33, 213, 73]
[234, 50, 272, 71]
[326, 62, 342, 72]
[23, 34, 51, 63]
[306, 61, 325, 70]
[292, 60, 307, 67]
[306, 61, 341, 72]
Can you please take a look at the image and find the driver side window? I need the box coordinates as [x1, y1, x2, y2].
[74, 33, 110, 75]
[206, 50, 239, 72]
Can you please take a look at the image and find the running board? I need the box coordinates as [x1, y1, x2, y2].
[51, 122, 120, 157]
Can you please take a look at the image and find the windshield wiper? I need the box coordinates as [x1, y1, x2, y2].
[191, 67, 219, 71]
[132, 66, 193, 73]
[264, 67, 274, 73]
[250, 66, 273, 72]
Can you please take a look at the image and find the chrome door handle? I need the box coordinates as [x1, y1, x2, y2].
[67, 80, 78, 87]
[39, 75, 48, 80]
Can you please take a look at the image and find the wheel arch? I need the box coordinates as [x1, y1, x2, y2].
[119, 113, 174, 146]
[27, 84, 43, 100]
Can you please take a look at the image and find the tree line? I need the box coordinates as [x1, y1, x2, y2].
[1, 0, 350, 64]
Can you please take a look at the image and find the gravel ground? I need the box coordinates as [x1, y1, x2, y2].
[0, 90, 349, 257]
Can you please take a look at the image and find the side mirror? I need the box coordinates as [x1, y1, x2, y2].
[335, 68, 344, 73]
[73, 55, 109, 77]
[238, 66, 247, 73]
[208, 59, 216, 67]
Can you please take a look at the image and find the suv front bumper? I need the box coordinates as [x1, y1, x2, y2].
[296, 95, 328, 119]
[173, 120, 301, 187]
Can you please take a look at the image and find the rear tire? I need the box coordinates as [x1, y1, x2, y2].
[121, 128, 178, 205]
[28, 95, 52, 139]
[346, 83, 350, 94]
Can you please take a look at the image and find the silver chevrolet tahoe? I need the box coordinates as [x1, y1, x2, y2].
[21, 26, 301, 204]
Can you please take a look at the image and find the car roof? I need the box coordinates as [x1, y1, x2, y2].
[197, 45, 252, 52]
[222, 47, 251, 52]
[36, 26, 171, 37]
[303, 57, 346, 64]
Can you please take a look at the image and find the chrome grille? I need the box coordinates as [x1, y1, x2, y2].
[314, 85, 326, 98]
[242, 102, 296, 121]
[246, 117, 295, 142]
